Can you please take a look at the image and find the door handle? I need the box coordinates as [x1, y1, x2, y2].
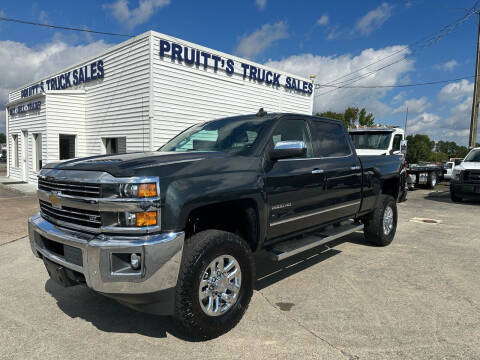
[312, 169, 324, 174]
[350, 165, 361, 171]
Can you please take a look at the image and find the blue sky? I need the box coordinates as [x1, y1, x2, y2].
[0, 0, 479, 144]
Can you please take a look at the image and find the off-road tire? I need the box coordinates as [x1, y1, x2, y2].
[363, 195, 397, 246]
[427, 172, 437, 189]
[173, 230, 255, 340]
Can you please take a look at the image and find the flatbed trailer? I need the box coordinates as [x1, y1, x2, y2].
[407, 164, 443, 190]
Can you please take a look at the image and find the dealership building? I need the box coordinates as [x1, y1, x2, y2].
[5, 30, 314, 185]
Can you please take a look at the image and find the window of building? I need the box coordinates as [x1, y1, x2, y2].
[33, 134, 43, 172]
[59, 134, 76, 160]
[12, 134, 19, 168]
[103, 137, 127, 154]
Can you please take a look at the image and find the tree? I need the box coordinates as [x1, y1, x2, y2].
[358, 108, 375, 127]
[316, 107, 375, 129]
[406, 134, 435, 163]
[0, 133, 5, 144]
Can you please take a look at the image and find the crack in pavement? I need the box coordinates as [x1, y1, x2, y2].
[256, 290, 359, 360]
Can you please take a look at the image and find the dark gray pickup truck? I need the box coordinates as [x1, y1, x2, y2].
[28, 112, 403, 339]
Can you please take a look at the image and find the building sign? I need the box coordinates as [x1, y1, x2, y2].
[159, 40, 313, 95]
[20, 60, 104, 98]
[9, 101, 41, 115]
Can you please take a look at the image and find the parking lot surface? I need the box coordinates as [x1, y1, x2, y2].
[0, 184, 479, 359]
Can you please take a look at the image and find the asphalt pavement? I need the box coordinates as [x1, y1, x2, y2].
[0, 183, 479, 359]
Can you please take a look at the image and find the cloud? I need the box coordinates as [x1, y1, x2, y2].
[39, 10, 49, 23]
[103, 0, 170, 28]
[438, 79, 473, 102]
[316, 14, 329, 26]
[0, 38, 112, 134]
[407, 112, 440, 133]
[265, 45, 414, 116]
[235, 21, 288, 59]
[393, 96, 431, 114]
[392, 91, 406, 104]
[434, 60, 458, 72]
[355, 2, 393, 36]
[255, 0, 267, 10]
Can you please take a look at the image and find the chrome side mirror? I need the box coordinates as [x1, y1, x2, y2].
[400, 140, 407, 155]
[270, 141, 307, 160]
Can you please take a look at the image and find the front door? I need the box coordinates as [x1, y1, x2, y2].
[265, 118, 325, 240]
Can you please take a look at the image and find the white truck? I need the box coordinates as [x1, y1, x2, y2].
[349, 126, 408, 201]
[349, 126, 405, 156]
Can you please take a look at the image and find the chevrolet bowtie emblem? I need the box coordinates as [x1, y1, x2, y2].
[49, 193, 61, 208]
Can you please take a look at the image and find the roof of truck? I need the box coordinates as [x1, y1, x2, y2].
[349, 127, 401, 132]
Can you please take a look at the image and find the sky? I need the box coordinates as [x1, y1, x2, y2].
[0, 0, 479, 145]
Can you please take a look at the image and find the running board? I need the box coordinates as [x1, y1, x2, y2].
[268, 222, 364, 261]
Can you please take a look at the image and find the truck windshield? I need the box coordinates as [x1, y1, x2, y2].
[160, 117, 270, 154]
[464, 149, 480, 162]
[350, 132, 392, 150]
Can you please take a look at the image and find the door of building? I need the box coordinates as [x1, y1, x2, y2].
[21, 130, 28, 182]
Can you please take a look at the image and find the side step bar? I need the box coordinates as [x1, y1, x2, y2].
[268, 221, 364, 261]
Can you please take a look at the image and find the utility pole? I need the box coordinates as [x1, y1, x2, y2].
[404, 106, 409, 133]
[469, 11, 480, 148]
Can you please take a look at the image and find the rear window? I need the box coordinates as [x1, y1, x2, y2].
[311, 121, 351, 157]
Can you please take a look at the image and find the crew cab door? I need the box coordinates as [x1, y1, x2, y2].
[264, 118, 325, 240]
[308, 119, 362, 222]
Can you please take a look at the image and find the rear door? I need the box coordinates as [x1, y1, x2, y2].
[308, 119, 363, 222]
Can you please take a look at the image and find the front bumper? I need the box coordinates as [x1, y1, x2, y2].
[450, 182, 480, 198]
[28, 213, 184, 309]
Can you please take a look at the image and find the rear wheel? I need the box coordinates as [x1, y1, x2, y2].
[174, 230, 255, 340]
[363, 195, 397, 246]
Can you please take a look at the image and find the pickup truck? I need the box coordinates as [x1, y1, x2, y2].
[450, 147, 480, 202]
[28, 112, 403, 339]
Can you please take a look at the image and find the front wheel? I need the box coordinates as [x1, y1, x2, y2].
[363, 195, 397, 246]
[450, 187, 462, 202]
[174, 230, 255, 340]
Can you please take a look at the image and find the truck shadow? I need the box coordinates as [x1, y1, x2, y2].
[44, 231, 369, 341]
[423, 190, 480, 205]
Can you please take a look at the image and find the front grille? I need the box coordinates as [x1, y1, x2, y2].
[39, 200, 101, 228]
[464, 170, 480, 183]
[38, 178, 101, 198]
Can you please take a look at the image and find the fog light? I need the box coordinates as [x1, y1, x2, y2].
[130, 253, 141, 270]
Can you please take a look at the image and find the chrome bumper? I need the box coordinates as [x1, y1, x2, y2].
[28, 213, 184, 296]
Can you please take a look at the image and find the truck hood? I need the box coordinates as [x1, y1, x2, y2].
[355, 149, 390, 156]
[42, 151, 241, 177]
[457, 162, 480, 171]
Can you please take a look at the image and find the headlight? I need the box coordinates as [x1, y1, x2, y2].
[104, 211, 158, 228]
[120, 183, 157, 198]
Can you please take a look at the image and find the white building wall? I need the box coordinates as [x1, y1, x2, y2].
[150, 32, 313, 147]
[7, 96, 47, 183]
[46, 91, 86, 160]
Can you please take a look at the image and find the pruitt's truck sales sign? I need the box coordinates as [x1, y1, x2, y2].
[159, 39, 313, 95]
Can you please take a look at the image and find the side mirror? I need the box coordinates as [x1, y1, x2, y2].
[400, 140, 407, 155]
[270, 141, 306, 160]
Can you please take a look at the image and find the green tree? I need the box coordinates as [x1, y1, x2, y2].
[358, 108, 375, 127]
[343, 107, 359, 128]
[0, 133, 5, 144]
[406, 134, 435, 163]
[429, 151, 448, 163]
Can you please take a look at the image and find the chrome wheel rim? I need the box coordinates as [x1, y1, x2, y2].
[431, 174, 437, 187]
[383, 206, 394, 235]
[198, 255, 242, 317]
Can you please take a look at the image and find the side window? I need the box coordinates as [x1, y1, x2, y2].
[311, 121, 351, 157]
[392, 134, 402, 151]
[271, 119, 314, 158]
